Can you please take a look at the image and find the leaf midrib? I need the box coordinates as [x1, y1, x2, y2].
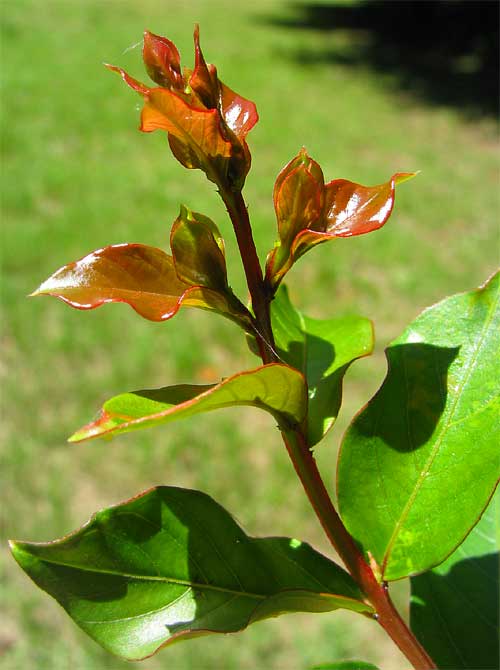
[23, 551, 267, 600]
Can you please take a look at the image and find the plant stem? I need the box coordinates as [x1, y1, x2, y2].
[283, 429, 436, 670]
[221, 185, 436, 669]
[219, 188, 275, 364]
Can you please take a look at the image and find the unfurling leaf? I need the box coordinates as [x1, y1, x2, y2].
[10, 487, 373, 660]
[108, 27, 258, 188]
[69, 363, 307, 442]
[31, 244, 250, 327]
[270, 286, 373, 446]
[265, 148, 414, 288]
[337, 271, 500, 580]
[410, 487, 499, 669]
[170, 205, 228, 291]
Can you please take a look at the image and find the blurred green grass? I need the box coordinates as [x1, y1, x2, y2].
[1, 1, 498, 668]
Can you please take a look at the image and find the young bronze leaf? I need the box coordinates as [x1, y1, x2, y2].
[271, 286, 373, 446]
[337, 272, 500, 581]
[266, 157, 414, 288]
[290, 172, 415, 262]
[10, 487, 373, 661]
[410, 487, 499, 669]
[108, 27, 257, 187]
[142, 30, 183, 90]
[69, 364, 307, 442]
[31, 244, 247, 325]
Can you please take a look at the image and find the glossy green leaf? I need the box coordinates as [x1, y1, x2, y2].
[10, 486, 373, 660]
[312, 662, 380, 670]
[338, 272, 500, 580]
[170, 205, 228, 292]
[410, 487, 499, 669]
[69, 363, 307, 442]
[31, 243, 250, 327]
[271, 286, 373, 446]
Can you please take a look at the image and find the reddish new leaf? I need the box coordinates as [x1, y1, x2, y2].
[108, 27, 258, 188]
[142, 30, 183, 90]
[140, 88, 232, 162]
[293, 173, 414, 261]
[219, 82, 258, 139]
[189, 24, 219, 109]
[266, 160, 414, 288]
[31, 244, 248, 325]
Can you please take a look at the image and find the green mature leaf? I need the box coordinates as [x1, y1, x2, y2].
[338, 272, 500, 580]
[410, 487, 499, 669]
[271, 286, 373, 446]
[312, 662, 380, 670]
[10, 487, 373, 660]
[69, 363, 307, 442]
[31, 243, 250, 327]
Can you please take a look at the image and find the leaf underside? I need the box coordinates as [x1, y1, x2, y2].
[337, 272, 500, 580]
[10, 487, 372, 661]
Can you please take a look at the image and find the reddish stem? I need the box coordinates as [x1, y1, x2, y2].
[283, 429, 436, 669]
[219, 188, 275, 364]
[220, 183, 436, 669]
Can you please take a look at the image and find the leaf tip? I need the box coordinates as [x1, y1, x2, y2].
[394, 171, 419, 185]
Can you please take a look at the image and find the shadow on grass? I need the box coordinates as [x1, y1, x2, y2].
[262, 0, 499, 119]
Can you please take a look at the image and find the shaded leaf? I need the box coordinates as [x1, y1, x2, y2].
[337, 272, 500, 580]
[31, 244, 250, 326]
[10, 486, 373, 660]
[410, 486, 499, 669]
[271, 286, 373, 446]
[170, 205, 227, 291]
[69, 363, 307, 442]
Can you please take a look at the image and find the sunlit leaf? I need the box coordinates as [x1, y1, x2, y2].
[337, 272, 500, 580]
[142, 30, 183, 90]
[271, 286, 373, 446]
[31, 244, 248, 325]
[10, 486, 372, 660]
[141, 88, 232, 160]
[410, 487, 499, 669]
[291, 173, 414, 261]
[266, 161, 414, 288]
[219, 81, 258, 139]
[69, 363, 307, 442]
[108, 27, 257, 188]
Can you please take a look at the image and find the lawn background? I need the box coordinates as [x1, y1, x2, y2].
[1, 1, 498, 668]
